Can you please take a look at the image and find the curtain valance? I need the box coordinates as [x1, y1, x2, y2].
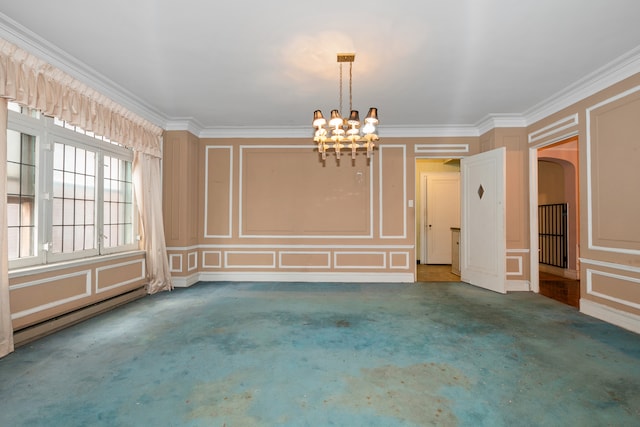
[0, 39, 163, 158]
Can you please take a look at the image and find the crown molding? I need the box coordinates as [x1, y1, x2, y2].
[0, 12, 168, 128]
[475, 114, 528, 136]
[523, 45, 640, 126]
[164, 118, 204, 137]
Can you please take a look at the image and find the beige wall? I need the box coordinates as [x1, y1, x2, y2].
[527, 73, 640, 331]
[9, 252, 147, 330]
[164, 136, 478, 285]
[162, 73, 640, 333]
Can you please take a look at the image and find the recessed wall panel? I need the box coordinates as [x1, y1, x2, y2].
[588, 88, 640, 253]
[241, 147, 371, 237]
[205, 146, 232, 238]
[380, 146, 406, 238]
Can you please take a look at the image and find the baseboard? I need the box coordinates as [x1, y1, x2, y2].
[196, 271, 415, 283]
[506, 280, 530, 292]
[13, 287, 147, 347]
[172, 272, 201, 288]
[580, 298, 640, 334]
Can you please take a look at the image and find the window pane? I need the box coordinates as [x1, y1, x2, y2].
[85, 201, 95, 224]
[64, 145, 75, 170]
[20, 227, 33, 258]
[75, 174, 86, 199]
[21, 165, 36, 196]
[54, 143, 64, 169]
[103, 157, 134, 249]
[64, 171, 75, 197]
[7, 130, 21, 162]
[86, 176, 95, 200]
[63, 199, 74, 225]
[86, 151, 95, 175]
[75, 200, 85, 224]
[52, 226, 62, 253]
[21, 134, 36, 165]
[6, 162, 20, 194]
[52, 198, 63, 226]
[76, 148, 86, 174]
[62, 227, 74, 252]
[6, 202, 20, 227]
[74, 226, 85, 251]
[85, 225, 95, 250]
[7, 228, 19, 259]
[21, 198, 34, 226]
[6, 130, 37, 261]
[53, 170, 64, 198]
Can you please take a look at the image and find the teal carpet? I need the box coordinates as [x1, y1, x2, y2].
[1, 281, 639, 426]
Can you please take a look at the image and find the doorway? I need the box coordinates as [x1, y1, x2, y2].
[415, 159, 461, 282]
[531, 136, 580, 307]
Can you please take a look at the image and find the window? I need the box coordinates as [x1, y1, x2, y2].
[6, 130, 36, 260]
[6, 102, 137, 269]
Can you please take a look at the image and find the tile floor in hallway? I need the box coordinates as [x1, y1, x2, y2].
[1, 280, 639, 426]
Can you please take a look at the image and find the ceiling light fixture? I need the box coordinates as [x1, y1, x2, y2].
[312, 53, 379, 161]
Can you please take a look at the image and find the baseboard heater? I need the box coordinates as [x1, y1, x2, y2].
[13, 287, 147, 348]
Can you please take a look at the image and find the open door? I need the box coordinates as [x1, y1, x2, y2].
[460, 147, 506, 293]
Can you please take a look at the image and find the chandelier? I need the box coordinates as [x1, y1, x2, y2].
[312, 53, 379, 160]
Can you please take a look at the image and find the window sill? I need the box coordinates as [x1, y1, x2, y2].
[8, 250, 146, 279]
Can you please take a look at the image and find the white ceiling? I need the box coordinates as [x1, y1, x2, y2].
[2, 1, 640, 136]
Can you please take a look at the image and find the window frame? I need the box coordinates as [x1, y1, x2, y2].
[7, 106, 139, 270]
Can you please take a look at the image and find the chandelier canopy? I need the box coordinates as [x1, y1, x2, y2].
[312, 53, 379, 160]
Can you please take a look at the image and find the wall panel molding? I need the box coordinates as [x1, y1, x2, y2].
[204, 146, 233, 238]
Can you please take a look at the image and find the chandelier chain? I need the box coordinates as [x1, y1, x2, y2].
[339, 63, 343, 117]
[349, 61, 353, 112]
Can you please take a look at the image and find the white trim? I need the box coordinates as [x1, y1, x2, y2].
[528, 114, 579, 144]
[278, 251, 331, 269]
[197, 271, 415, 283]
[379, 145, 407, 239]
[586, 268, 640, 311]
[506, 280, 530, 292]
[0, 14, 168, 128]
[525, 45, 640, 127]
[579, 257, 640, 274]
[169, 253, 183, 273]
[586, 85, 640, 256]
[8, 250, 145, 279]
[238, 145, 374, 239]
[506, 255, 523, 276]
[580, 299, 640, 335]
[168, 244, 414, 250]
[187, 251, 198, 272]
[225, 251, 277, 269]
[334, 251, 386, 269]
[389, 252, 410, 269]
[171, 272, 201, 288]
[204, 146, 233, 238]
[95, 258, 146, 294]
[201, 250, 222, 268]
[476, 114, 528, 135]
[414, 144, 469, 154]
[9, 270, 92, 319]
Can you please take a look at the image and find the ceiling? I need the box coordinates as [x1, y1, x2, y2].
[2, 1, 640, 137]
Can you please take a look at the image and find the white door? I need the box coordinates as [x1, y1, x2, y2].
[460, 147, 506, 293]
[426, 173, 460, 264]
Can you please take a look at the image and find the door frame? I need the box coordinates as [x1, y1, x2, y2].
[528, 131, 579, 293]
[416, 158, 462, 266]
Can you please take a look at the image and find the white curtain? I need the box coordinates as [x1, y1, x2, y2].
[0, 39, 172, 357]
[133, 151, 173, 294]
[0, 39, 163, 157]
[0, 98, 15, 358]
